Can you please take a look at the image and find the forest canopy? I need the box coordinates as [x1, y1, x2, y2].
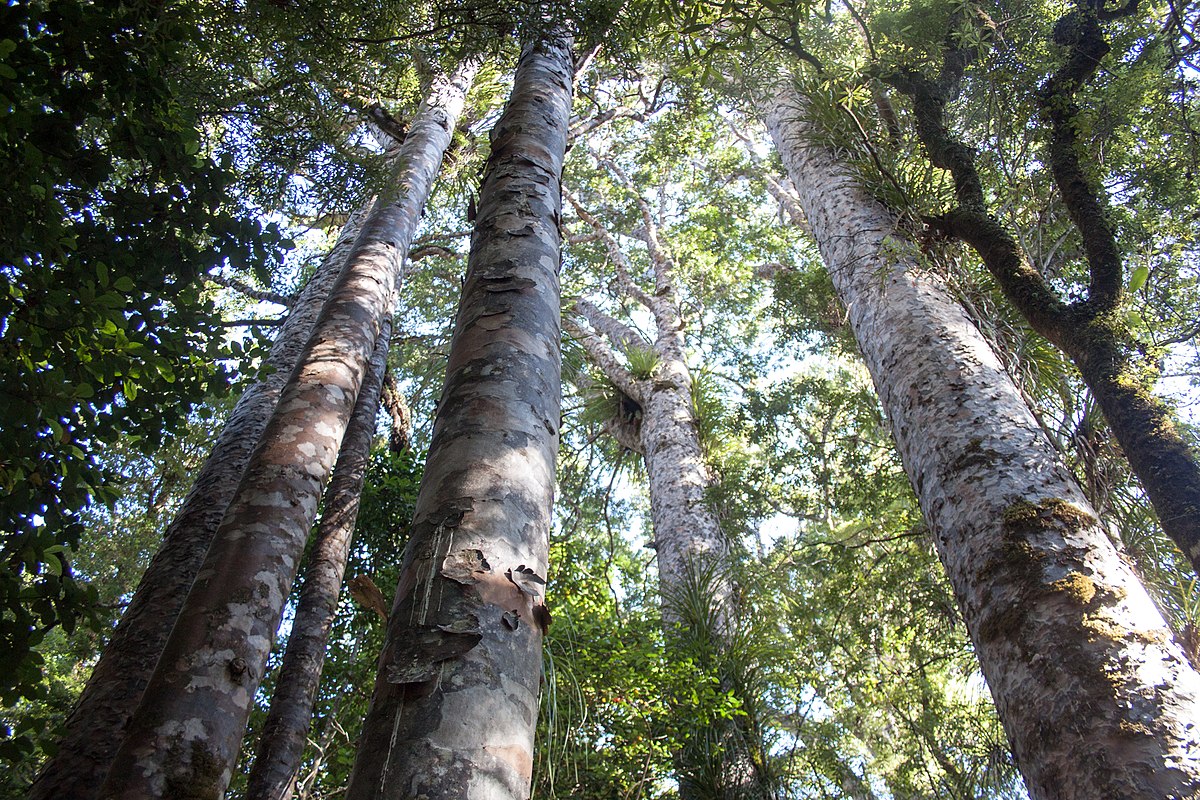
[2, 0, 1200, 798]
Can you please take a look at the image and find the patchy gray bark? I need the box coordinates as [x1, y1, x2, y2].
[883, 9, 1200, 576]
[98, 60, 479, 800]
[565, 181, 733, 626]
[28, 207, 367, 800]
[344, 31, 572, 800]
[244, 320, 392, 800]
[762, 79, 1200, 800]
[566, 161, 769, 798]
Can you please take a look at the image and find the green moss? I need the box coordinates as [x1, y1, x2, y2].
[1002, 499, 1041, 527]
[978, 501, 1100, 645]
[1050, 573, 1097, 606]
[1081, 613, 1127, 643]
[164, 739, 226, 800]
[1119, 719, 1154, 738]
[1002, 497, 1096, 533]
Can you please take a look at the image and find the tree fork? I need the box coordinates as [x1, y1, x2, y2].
[885, 9, 1200, 575]
[97, 58, 480, 799]
[345, 29, 573, 800]
[567, 172, 771, 798]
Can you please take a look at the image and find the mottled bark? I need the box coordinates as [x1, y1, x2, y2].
[244, 320, 391, 800]
[567, 165, 768, 798]
[569, 171, 734, 627]
[884, 9, 1200, 576]
[29, 207, 367, 800]
[381, 370, 412, 453]
[344, 31, 572, 800]
[98, 60, 479, 800]
[763, 80, 1200, 799]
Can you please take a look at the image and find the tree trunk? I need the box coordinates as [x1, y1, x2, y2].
[637, 353, 767, 800]
[639, 352, 732, 622]
[884, 20, 1200, 576]
[98, 59, 479, 800]
[567, 171, 766, 796]
[244, 319, 392, 800]
[345, 31, 572, 800]
[28, 206, 367, 800]
[762, 80, 1200, 799]
[381, 370, 412, 453]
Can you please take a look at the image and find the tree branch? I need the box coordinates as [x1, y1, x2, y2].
[409, 244, 459, 261]
[564, 315, 646, 404]
[882, 69, 1068, 333]
[381, 371, 412, 454]
[1037, 9, 1124, 311]
[575, 297, 651, 351]
[564, 189, 657, 312]
[217, 318, 285, 328]
[568, 105, 645, 142]
[206, 274, 294, 307]
[595, 154, 678, 300]
[726, 118, 810, 230]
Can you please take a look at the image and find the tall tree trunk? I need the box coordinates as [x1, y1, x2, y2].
[761, 80, 1200, 799]
[345, 31, 573, 800]
[567, 170, 768, 797]
[28, 206, 367, 800]
[637, 356, 764, 800]
[98, 60, 479, 800]
[883, 10, 1200, 575]
[575, 315, 762, 799]
[244, 319, 392, 800]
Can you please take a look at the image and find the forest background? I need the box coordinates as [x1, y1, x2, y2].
[2, 0, 1199, 797]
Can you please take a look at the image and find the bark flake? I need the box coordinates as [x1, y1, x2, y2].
[442, 548, 492, 585]
[506, 565, 546, 598]
[386, 622, 483, 685]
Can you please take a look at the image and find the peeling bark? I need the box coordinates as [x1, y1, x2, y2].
[29, 206, 367, 800]
[763, 80, 1200, 799]
[345, 31, 572, 800]
[244, 320, 391, 800]
[98, 60, 479, 800]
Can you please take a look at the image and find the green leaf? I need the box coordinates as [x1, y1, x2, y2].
[1128, 265, 1149, 294]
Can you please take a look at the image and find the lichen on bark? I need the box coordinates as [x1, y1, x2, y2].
[762, 76, 1200, 799]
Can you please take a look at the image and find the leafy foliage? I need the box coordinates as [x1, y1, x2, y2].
[10, 1, 1200, 797]
[0, 400, 230, 791]
[0, 0, 286, 712]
